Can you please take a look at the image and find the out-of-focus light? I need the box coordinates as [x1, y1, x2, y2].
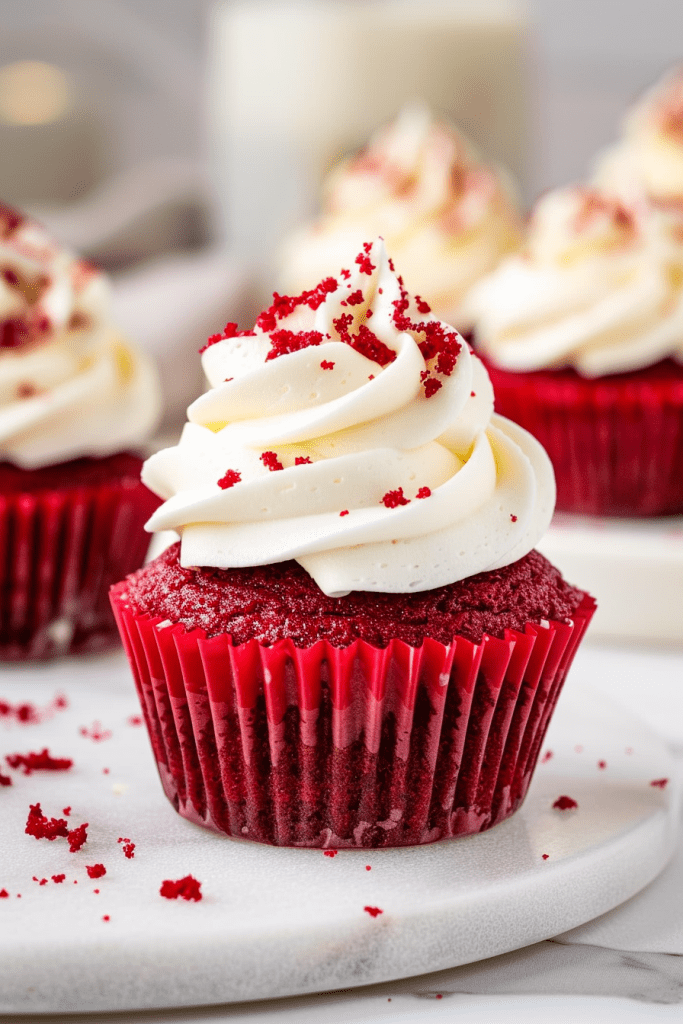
[0, 61, 71, 126]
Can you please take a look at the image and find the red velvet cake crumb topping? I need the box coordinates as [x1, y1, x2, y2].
[217, 469, 242, 490]
[67, 823, 88, 852]
[650, 778, 669, 789]
[86, 864, 106, 879]
[416, 487, 431, 499]
[320, 360, 335, 370]
[381, 487, 409, 508]
[295, 456, 312, 465]
[0, 772, 11, 786]
[160, 875, 202, 901]
[118, 837, 135, 858]
[25, 803, 69, 841]
[0, 889, 9, 898]
[122, 544, 586, 649]
[364, 905, 383, 917]
[265, 329, 325, 361]
[52, 874, 66, 883]
[260, 451, 283, 472]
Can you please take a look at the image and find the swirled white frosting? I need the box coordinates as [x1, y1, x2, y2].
[143, 240, 554, 597]
[594, 67, 683, 205]
[0, 203, 161, 469]
[468, 186, 683, 376]
[278, 104, 522, 330]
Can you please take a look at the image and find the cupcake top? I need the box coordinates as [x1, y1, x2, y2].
[0, 202, 161, 469]
[468, 185, 683, 376]
[278, 105, 522, 330]
[594, 67, 683, 207]
[143, 239, 554, 597]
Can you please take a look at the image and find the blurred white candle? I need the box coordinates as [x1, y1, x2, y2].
[208, 0, 528, 267]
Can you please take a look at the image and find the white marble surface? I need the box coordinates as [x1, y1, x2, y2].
[1, 639, 683, 1022]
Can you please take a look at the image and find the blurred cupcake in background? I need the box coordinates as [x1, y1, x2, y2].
[467, 185, 683, 517]
[279, 104, 522, 331]
[0, 201, 162, 659]
[593, 67, 683, 210]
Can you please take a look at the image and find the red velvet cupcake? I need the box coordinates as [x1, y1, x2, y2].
[0, 203, 161, 659]
[112, 239, 594, 848]
[468, 186, 683, 516]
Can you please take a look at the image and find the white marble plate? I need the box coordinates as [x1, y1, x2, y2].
[0, 652, 679, 1014]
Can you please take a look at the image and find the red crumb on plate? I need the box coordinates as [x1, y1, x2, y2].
[323, 850, 337, 858]
[260, 451, 283, 472]
[542, 854, 549, 860]
[127, 715, 143, 727]
[364, 905, 383, 918]
[62, 806, 71, 816]
[0, 889, 8, 898]
[320, 360, 335, 370]
[67, 823, 88, 852]
[553, 795, 578, 811]
[52, 874, 66, 883]
[541, 750, 553, 763]
[118, 837, 135, 858]
[650, 778, 669, 789]
[339, 510, 349, 517]
[102, 915, 110, 921]
[597, 760, 607, 770]
[0, 772, 11, 786]
[366, 865, 371, 871]
[160, 875, 203, 902]
[79, 721, 112, 742]
[381, 488, 409, 509]
[25, 803, 69, 841]
[416, 487, 431, 499]
[5, 748, 73, 774]
[86, 864, 106, 879]
[510, 514, 518, 522]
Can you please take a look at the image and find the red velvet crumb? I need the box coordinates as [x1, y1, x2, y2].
[6, 748, 73, 775]
[0, 889, 8, 898]
[86, 864, 106, 879]
[103, 915, 110, 921]
[217, 469, 242, 490]
[52, 874, 66, 883]
[79, 721, 112, 742]
[0, 772, 11, 787]
[25, 803, 69, 841]
[320, 360, 335, 370]
[510, 514, 518, 523]
[265, 329, 325, 361]
[415, 296, 431, 314]
[67, 823, 88, 852]
[346, 289, 364, 306]
[127, 716, 143, 727]
[597, 760, 607, 770]
[364, 905, 383, 917]
[355, 252, 375, 275]
[553, 795, 578, 811]
[416, 487, 431, 499]
[260, 451, 283, 472]
[542, 854, 549, 860]
[199, 322, 253, 354]
[423, 377, 442, 398]
[541, 750, 553, 763]
[365, 865, 371, 871]
[339, 510, 349, 517]
[381, 488, 409, 509]
[650, 778, 669, 789]
[323, 850, 338, 857]
[63, 806, 71, 815]
[295, 456, 312, 465]
[118, 837, 135, 858]
[160, 875, 203, 902]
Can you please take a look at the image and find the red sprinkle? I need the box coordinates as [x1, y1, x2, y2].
[323, 850, 338, 858]
[5, 748, 73, 775]
[160, 875, 203, 902]
[217, 469, 242, 490]
[381, 488, 410, 509]
[320, 360, 335, 370]
[86, 864, 106, 879]
[364, 905, 383, 918]
[650, 778, 669, 789]
[553, 795, 578, 811]
[416, 486, 431, 499]
[260, 451, 283, 472]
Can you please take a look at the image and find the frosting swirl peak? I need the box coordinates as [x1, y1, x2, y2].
[144, 241, 554, 596]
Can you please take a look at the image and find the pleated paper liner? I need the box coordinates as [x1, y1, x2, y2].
[483, 356, 683, 517]
[111, 584, 596, 848]
[0, 458, 159, 660]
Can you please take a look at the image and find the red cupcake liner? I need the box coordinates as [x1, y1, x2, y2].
[111, 584, 596, 848]
[0, 471, 159, 660]
[484, 357, 683, 516]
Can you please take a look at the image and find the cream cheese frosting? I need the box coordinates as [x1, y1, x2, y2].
[278, 104, 522, 330]
[468, 186, 683, 376]
[593, 67, 683, 206]
[143, 240, 555, 597]
[0, 203, 161, 469]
